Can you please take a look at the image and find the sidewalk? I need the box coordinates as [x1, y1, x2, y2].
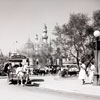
[30, 75, 100, 97]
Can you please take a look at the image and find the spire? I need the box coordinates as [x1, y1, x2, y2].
[43, 24, 47, 33]
[35, 34, 38, 40]
[42, 24, 48, 41]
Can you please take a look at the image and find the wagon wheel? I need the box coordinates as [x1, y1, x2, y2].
[7, 74, 14, 84]
[65, 70, 69, 78]
[7, 75, 11, 85]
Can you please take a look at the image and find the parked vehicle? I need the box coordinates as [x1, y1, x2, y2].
[61, 63, 79, 77]
[68, 65, 79, 76]
[49, 65, 60, 74]
[39, 67, 48, 75]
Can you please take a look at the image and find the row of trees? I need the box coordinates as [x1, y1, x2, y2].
[52, 10, 100, 67]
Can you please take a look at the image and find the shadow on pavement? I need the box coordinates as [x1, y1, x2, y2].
[7, 78, 44, 87]
[25, 79, 44, 87]
[30, 79, 44, 82]
[84, 82, 92, 85]
[8, 80, 17, 85]
[26, 83, 40, 87]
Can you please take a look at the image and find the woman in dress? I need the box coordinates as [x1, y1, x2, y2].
[78, 61, 87, 85]
[89, 62, 95, 84]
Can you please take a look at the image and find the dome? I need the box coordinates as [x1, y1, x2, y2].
[42, 32, 48, 40]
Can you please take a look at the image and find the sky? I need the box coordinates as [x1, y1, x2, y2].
[0, 0, 100, 55]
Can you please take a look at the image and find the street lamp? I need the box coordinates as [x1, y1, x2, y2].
[93, 30, 100, 85]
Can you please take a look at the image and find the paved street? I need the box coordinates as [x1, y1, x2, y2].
[0, 75, 100, 100]
[0, 78, 70, 100]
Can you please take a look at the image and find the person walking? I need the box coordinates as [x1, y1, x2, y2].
[78, 61, 87, 85]
[88, 62, 95, 84]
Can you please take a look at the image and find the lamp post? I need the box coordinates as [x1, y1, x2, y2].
[93, 30, 100, 85]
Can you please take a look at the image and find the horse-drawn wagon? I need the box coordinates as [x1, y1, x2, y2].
[4, 54, 30, 85]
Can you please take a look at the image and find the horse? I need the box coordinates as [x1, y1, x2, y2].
[16, 66, 29, 86]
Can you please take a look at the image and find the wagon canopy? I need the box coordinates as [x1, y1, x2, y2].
[8, 54, 27, 62]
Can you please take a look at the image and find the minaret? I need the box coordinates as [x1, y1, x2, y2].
[34, 34, 39, 51]
[34, 34, 39, 50]
[42, 24, 48, 43]
[34, 34, 39, 65]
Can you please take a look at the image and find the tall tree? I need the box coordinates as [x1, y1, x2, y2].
[93, 10, 100, 30]
[52, 13, 94, 67]
[52, 24, 69, 58]
[66, 13, 91, 66]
